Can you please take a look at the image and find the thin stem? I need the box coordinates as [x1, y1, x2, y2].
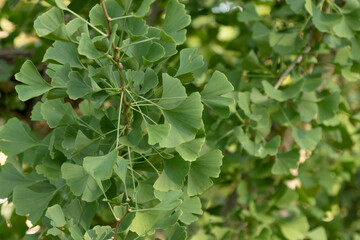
[77, 118, 104, 136]
[128, 147, 138, 208]
[66, 9, 107, 37]
[117, 37, 158, 50]
[274, 33, 312, 89]
[111, 200, 131, 240]
[116, 92, 124, 148]
[110, 15, 134, 21]
[138, 153, 160, 176]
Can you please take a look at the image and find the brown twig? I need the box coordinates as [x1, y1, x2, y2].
[274, 32, 313, 89]
[100, 2, 132, 238]
[111, 199, 131, 240]
[100, 0, 130, 135]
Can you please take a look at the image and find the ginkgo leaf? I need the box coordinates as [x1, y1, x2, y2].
[54, 0, 68, 10]
[13, 186, 56, 224]
[154, 155, 190, 191]
[175, 138, 205, 162]
[123, 38, 165, 68]
[152, 190, 183, 211]
[147, 123, 171, 145]
[160, 93, 203, 148]
[292, 127, 322, 151]
[269, 31, 305, 55]
[14, 60, 52, 101]
[43, 41, 84, 68]
[201, 71, 234, 117]
[84, 226, 113, 240]
[297, 92, 318, 122]
[177, 194, 203, 224]
[175, 48, 204, 77]
[237, 3, 261, 22]
[78, 33, 104, 59]
[67, 71, 94, 100]
[41, 99, 77, 128]
[83, 149, 118, 180]
[187, 149, 223, 196]
[0, 163, 36, 198]
[114, 157, 127, 186]
[272, 149, 300, 175]
[262, 80, 304, 102]
[134, 0, 155, 17]
[280, 215, 309, 240]
[34, 7, 69, 41]
[317, 92, 341, 123]
[61, 163, 110, 202]
[0, 118, 39, 156]
[234, 127, 281, 158]
[163, 0, 190, 44]
[46, 204, 67, 227]
[158, 74, 187, 109]
[130, 210, 181, 236]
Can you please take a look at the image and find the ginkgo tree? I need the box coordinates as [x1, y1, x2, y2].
[2, 0, 360, 239]
[0, 0, 234, 239]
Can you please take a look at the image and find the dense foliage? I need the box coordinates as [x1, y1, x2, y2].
[1, 0, 360, 239]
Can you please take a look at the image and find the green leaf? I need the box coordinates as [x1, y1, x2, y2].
[13, 186, 55, 224]
[242, 50, 263, 70]
[41, 99, 77, 128]
[177, 194, 202, 224]
[297, 92, 318, 122]
[175, 48, 204, 77]
[54, 0, 68, 9]
[292, 127, 322, 151]
[308, 227, 327, 240]
[146, 123, 171, 145]
[158, 74, 187, 109]
[201, 71, 234, 117]
[84, 226, 113, 240]
[154, 156, 190, 191]
[280, 215, 309, 240]
[14, 60, 52, 101]
[83, 149, 118, 180]
[134, 0, 155, 17]
[43, 41, 84, 68]
[237, 3, 261, 22]
[34, 7, 69, 41]
[61, 163, 109, 202]
[269, 31, 304, 55]
[272, 149, 300, 175]
[0, 118, 39, 156]
[78, 33, 104, 59]
[187, 149, 223, 196]
[286, 0, 305, 13]
[251, 22, 270, 42]
[139, 68, 158, 94]
[234, 127, 281, 158]
[317, 92, 340, 123]
[122, 38, 165, 67]
[45, 204, 67, 227]
[262, 80, 303, 102]
[152, 190, 182, 211]
[114, 157, 127, 186]
[67, 72, 94, 100]
[175, 138, 205, 162]
[164, 224, 187, 240]
[130, 210, 181, 236]
[0, 163, 36, 198]
[163, 0, 191, 44]
[160, 93, 203, 148]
